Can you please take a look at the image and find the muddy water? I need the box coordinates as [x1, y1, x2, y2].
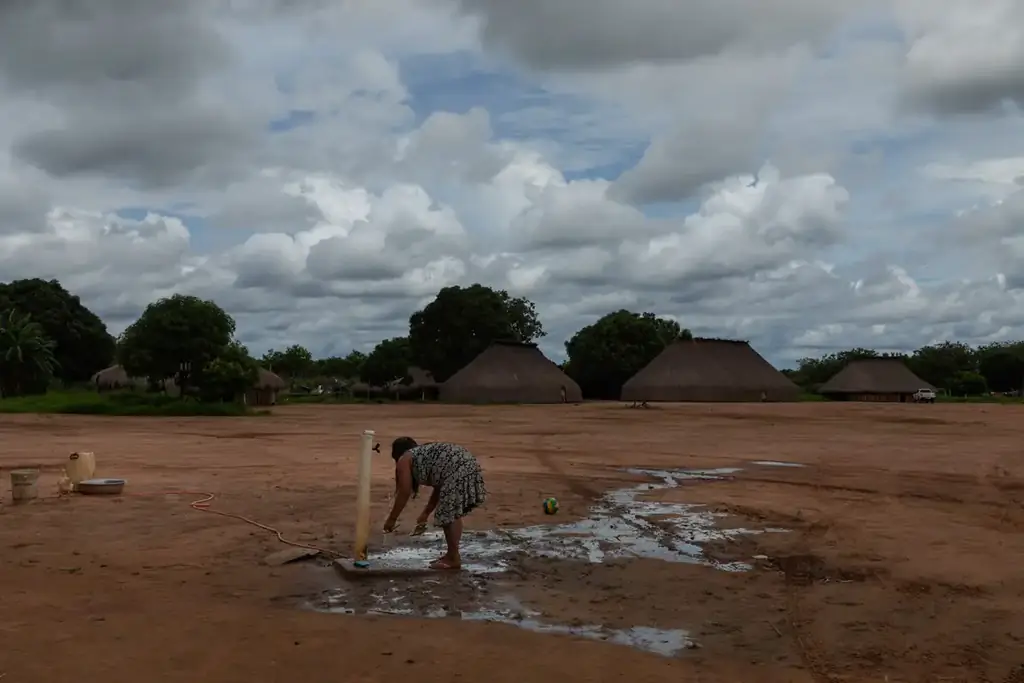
[312, 465, 790, 657]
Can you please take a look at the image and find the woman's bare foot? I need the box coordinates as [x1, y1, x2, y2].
[429, 556, 461, 570]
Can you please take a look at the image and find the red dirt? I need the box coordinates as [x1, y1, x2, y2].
[2, 402, 1023, 682]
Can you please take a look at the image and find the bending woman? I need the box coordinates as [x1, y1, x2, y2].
[384, 437, 487, 570]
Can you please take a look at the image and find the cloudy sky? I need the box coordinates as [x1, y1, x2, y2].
[2, 0, 1024, 367]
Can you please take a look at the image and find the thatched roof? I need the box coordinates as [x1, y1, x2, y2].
[818, 358, 934, 395]
[406, 366, 437, 389]
[92, 365, 140, 389]
[621, 338, 800, 402]
[255, 368, 285, 390]
[93, 365, 284, 391]
[439, 341, 582, 404]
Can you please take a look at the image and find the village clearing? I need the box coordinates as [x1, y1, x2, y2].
[1, 402, 1022, 682]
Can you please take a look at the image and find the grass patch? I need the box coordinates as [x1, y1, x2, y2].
[0, 390, 260, 416]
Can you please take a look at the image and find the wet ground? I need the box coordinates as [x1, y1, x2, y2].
[2, 403, 1024, 682]
[310, 463, 795, 656]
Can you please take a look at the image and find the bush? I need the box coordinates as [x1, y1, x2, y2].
[0, 390, 260, 416]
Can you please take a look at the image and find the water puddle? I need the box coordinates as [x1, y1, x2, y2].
[315, 587, 692, 657]
[752, 460, 806, 468]
[370, 466, 777, 573]
[312, 465, 792, 656]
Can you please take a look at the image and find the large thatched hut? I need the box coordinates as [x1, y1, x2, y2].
[439, 341, 582, 404]
[620, 338, 800, 402]
[245, 368, 285, 405]
[818, 358, 933, 402]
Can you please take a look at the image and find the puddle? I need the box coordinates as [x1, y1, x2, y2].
[316, 588, 692, 657]
[752, 460, 806, 468]
[371, 466, 775, 573]
[311, 465, 790, 656]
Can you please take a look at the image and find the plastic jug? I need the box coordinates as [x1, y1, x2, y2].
[66, 452, 96, 489]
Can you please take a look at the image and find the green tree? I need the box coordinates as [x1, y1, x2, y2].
[316, 351, 367, 378]
[361, 337, 412, 387]
[0, 309, 59, 397]
[907, 341, 976, 390]
[947, 370, 988, 397]
[0, 278, 115, 384]
[118, 294, 236, 395]
[198, 341, 259, 402]
[976, 342, 1024, 393]
[261, 344, 313, 379]
[408, 284, 544, 382]
[563, 310, 691, 399]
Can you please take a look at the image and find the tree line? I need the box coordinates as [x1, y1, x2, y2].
[4, 277, 1020, 403]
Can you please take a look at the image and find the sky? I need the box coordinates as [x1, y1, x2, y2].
[3, 0, 1024, 368]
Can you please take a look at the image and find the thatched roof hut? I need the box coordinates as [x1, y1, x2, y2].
[255, 368, 285, 390]
[818, 358, 933, 401]
[92, 365, 137, 390]
[439, 341, 582, 404]
[620, 338, 800, 402]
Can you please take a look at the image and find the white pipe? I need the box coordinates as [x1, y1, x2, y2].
[353, 429, 375, 560]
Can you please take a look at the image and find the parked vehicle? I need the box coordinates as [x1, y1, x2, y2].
[913, 388, 936, 403]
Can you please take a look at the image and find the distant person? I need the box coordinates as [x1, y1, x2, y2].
[560, 385, 567, 403]
[384, 437, 487, 570]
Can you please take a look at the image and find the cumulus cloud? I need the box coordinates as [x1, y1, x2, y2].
[1, 0, 1024, 364]
[896, 0, 1024, 114]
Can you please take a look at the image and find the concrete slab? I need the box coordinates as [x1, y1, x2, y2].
[334, 557, 447, 578]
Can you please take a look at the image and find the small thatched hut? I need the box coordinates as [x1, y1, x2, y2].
[439, 341, 582, 404]
[92, 365, 139, 391]
[92, 365, 175, 392]
[620, 338, 800, 402]
[245, 368, 285, 406]
[818, 358, 933, 402]
[392, 366, 438, 400]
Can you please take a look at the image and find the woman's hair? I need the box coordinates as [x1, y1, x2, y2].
[391, 436, 418, 461]
[391, 436, 419, 497]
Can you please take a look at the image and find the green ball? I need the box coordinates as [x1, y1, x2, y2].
[542, 497, 559, 515]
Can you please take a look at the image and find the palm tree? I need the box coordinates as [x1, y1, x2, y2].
[0, 308, 58, 397]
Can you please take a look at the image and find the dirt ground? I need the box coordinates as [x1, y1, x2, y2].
[2, 402, 1023, 682]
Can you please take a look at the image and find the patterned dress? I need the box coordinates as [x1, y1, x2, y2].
[409, 442, 487, 527]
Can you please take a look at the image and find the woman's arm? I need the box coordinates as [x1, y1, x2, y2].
[417, 488, 441, 525]
[384, 458, 414, 530]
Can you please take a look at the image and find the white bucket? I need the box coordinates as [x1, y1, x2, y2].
[10, 469, 39, 503]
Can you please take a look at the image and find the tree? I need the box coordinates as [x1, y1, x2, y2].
[261, 344, 313, 379]
[0, 309, 59, 397]
[907, 342, 976, 390]
[563, 310, 691, 399]
[361, 337, 412, 387]
[976, 342, 1024, 393]
[118, 295, 236, 395]
[408, 284, 544, 382]
[316, 351, 367, 378]
[0, 278, 115, 384]
[947, 370, 987, 397]
[198, 341, 259, 402]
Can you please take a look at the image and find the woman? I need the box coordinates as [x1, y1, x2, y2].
[383, 437, 487, 570]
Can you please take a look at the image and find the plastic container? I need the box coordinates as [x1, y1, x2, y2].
[10, 469, 39, 503]
[65, 451, 96, 489]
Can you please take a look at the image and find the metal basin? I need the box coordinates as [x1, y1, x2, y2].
[77, 478, 126, 495]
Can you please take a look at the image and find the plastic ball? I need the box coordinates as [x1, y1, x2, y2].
[542, 497, 559, 515]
